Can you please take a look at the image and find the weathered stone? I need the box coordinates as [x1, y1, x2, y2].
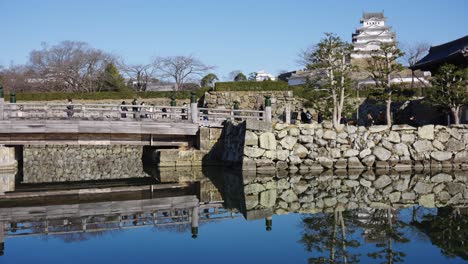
[446, 138, 465, 152]
[369, 125, 389, 133]
[318, 157, 333, 169]
[344, 149, 359, 157]
[259, 132, 277, 150]
[401, 133, 415, 144]
[392, 124, 417, 131]
[414, 182, 433, 194]
[345, 125, 358, 134]
[288, 155, 302, 165]
[362, 155, 376, 167]
[245, 195, 259, 210]
[360, 179, 372, 187]
[280, 189, 299, 203]
[277, 129, 288, 139]
[344, 180, 359, 188]
[323, 197, 337, 207]
[330, 148, 342, 159]
[432, 140, 445, 151]
[276, 150, 290, 161]
[293, 144, 309, 158]
[276, 161, 289, 170]
[446, 183, 464, 194]
[322, 121, 333, 129]
[245, 183, 266, 194]
[387, 131, 401, 143]
[393, 143, 410, 156]
[323, 130, 337, 140]
[244, 147, 265, 158]
[393, 179, 409, 191]
[449, 128, 462, 140]
[389, 192, 401, 203]
[244, 131, 258, 146]
[359, 148, 372, 158]
[348, 157, 364, 169]
[294, 182, 309, 194]
[374, 175, 392, 189]
[289, 127, 300, 136]
[260, 189, 277, 207]
[436, 131, 451, 143]
[334, 159, 348, 169]
[419, 194, 435, 208]
[298, 135, 314, 143]
[430, 151, 452, 161]
[413, 140, 433, 153]
[418, 125, 434, 140]
[263, 150, 277, 160]
[402, 192, 416, 200]
[280, 136, 298, 150]
[275, 123, 289, 130]
[373, 146, 392, 161]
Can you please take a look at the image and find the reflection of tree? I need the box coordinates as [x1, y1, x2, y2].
[300, 210, 361, 263]
[413, 207, 468, 260]
[361, 208, 409, 264]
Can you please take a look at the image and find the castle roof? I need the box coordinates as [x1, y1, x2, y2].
[412, 35, 468, 72]
[361, 12, 385, 21]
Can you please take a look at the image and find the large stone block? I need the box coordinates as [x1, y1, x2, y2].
[259, 132, 277, 150]
[373, 146, 391, 161]
[418, 125, 434, 140]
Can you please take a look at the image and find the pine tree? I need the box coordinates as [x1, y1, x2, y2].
[100, 63, 127, 92]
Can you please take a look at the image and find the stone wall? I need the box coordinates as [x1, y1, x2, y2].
[23, 145, 147, 183]
[0, 145, 17, 172]
[204, 91, 304, 120]
[242, 122, 468, 171]
[242, 170, 467, 215]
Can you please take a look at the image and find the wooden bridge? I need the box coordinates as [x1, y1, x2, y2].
[0, 100, 270, 146]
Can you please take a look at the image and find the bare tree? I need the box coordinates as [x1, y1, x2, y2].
[403, 42, 430, 88]
[28, 41, 114, 92]
[153, 55, 214, 91]
[119, 62, 155, 92]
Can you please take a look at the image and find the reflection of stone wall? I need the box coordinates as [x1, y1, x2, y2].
[243, 122, 468, 171]
[243, 170, 468, 215]
[204, 91, 304, 120]
[23, 145, 147, 183]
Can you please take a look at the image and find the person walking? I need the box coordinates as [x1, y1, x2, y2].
[66, 99, 74, 118]
[120, 101, 128, 118]
[132, 98, 138, 118]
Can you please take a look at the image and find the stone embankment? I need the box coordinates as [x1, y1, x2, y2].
[23, 145, 147, 183]
[242, 170, 468, 215]
[242, 122, 468, 171]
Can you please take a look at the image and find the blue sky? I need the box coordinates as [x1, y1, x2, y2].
[1, 0, 467, 80]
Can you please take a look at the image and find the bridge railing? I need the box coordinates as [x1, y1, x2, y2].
[0, 101, 271, 125]
[1, 103, 191, 122]
[198, 107, 266, 126]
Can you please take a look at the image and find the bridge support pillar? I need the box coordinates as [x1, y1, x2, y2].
[191, 103, 198, 124]
[191, 205, 199, 239]
[0, 146, 17, 195]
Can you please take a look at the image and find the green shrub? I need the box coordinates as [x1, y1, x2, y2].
[5, 87, 211, 102]
[215, 81, 288, 91]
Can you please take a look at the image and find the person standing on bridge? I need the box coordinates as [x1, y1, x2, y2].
[120, 101, 128, 118]
[132, 98, 139, 119]
[66, 99, 74, 118]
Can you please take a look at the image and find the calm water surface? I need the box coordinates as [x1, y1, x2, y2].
[0, 154, 467, 264]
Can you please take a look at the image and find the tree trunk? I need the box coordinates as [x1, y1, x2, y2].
[386, 92, 392, 127]
[451, 106, 460, 125]
[332, 90, 338, 128]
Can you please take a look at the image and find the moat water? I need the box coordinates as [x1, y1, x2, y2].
[0, 158, 467, 263]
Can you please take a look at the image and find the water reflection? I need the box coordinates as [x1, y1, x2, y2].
[0, 165, 467, 262]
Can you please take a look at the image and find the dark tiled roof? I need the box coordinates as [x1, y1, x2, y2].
[412, 35, 468, 71]
[362, 12, 385, 20]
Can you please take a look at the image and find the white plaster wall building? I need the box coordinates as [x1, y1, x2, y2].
[255, 70, 276, 81]
[351, 12, 396, 59]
